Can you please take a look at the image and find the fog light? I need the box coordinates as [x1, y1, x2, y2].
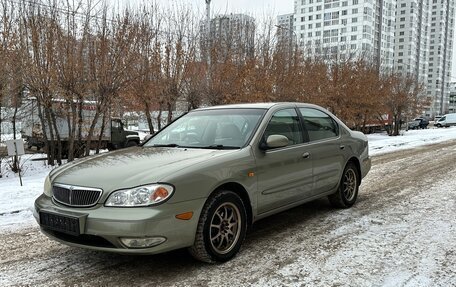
[120, 237, 166, 248]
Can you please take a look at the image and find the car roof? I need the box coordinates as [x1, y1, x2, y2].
[194, 102, 317, 111]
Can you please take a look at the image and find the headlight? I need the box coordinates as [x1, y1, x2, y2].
[105, 184, 174, 207]
[43, 175, 52, 197]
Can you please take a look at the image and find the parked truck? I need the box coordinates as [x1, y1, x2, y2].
[21, 99, 140, 157]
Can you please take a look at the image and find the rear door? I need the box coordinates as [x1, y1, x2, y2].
[298, 107, 345, 196]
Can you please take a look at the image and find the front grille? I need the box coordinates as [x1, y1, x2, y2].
[53, 184, 102, 207]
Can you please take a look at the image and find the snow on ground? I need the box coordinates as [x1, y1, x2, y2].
[0, 154, 53, 233]
[1, 127, 456, 234]
[367, 126, 456, 155]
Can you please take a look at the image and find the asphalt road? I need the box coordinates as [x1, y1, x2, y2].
[1, 140, 456, 286]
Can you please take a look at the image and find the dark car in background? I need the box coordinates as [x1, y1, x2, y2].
[408, 117, 429, 130]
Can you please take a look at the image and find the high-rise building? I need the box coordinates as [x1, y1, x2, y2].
[200, 14, 256, 63]
[292, 0, 395, 70]
[289, 0, 455, 116]
[449, 82, 456, 113]
[277, 13, 296, 45]
[426, 0, 454, 115]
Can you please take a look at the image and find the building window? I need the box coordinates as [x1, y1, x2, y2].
[351, 35, 357, 41]
[352, 17, 358, 23]
[352, 8, 358, 14]
[352, 26, 357, 32]
[342, 10, 347, 16]
[352, 0, 358, 4]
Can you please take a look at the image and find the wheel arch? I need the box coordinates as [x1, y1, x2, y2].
[212, 182, 253, 229]
[347, 157, 362, 185]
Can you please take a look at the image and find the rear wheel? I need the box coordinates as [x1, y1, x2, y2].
[189, 190, 247, 263]
[328, 162, 359, 208]
[126, 141, 138, 147]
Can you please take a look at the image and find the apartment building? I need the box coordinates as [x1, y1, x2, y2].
[200, 13, 256, 62]
[292, 0, 395, 70]
[285, 0, 455, 116]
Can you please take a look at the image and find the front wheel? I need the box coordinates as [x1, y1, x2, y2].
[328, 162, 359, 208]
[189, 190, 247, 263]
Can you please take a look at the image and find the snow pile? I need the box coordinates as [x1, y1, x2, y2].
[367, 126, 456, 156]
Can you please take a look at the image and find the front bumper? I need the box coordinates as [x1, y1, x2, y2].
[33, 194, 204, 255]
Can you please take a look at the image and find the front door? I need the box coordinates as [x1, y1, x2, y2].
[255, 108, 313, 214]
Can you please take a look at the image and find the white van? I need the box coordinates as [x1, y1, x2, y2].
[435, 113, 456, 127]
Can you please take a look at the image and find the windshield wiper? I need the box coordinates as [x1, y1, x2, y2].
[201, 145, 241, 150]
[152, 144, 181, 147]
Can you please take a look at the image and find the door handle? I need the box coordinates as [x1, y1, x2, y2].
[302, 152, 310, 159]
[339, 145, 345, 150]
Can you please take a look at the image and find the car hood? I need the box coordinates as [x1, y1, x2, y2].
[50, 147, 235, 193]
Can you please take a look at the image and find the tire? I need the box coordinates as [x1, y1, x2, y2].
[189, 190, 247, 263]
[328, 162, 359, 208]
[126, 141, 138, 147]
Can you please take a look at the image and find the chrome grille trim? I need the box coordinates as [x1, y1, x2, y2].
[52, 183, 103, 207]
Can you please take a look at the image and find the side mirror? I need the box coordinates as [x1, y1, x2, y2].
[261, 135, 289, 150]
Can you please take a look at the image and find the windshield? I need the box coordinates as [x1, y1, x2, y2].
[145, 108, 266, 149]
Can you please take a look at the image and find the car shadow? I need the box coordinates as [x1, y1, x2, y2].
[48, 198, 343, 285]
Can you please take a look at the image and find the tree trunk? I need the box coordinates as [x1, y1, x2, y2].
[144, 101, 155, 134]
[35, 99, 52, 165]
[11, 104, 19, 173]
[167, 102, 173, 124]
[157, 106, 162, 130]
[96, 112, 107, 154]
[67, 100, 77, 161]
[76, 98, 84, 158]
[85, 106, 101, 156]
[49, 108, 62, 165]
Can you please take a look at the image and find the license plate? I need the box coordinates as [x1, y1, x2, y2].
[39, 212, 80, 236]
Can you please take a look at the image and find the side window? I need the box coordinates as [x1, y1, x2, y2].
[299, 108, 339, 141]
[264, 109, 303, 146]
